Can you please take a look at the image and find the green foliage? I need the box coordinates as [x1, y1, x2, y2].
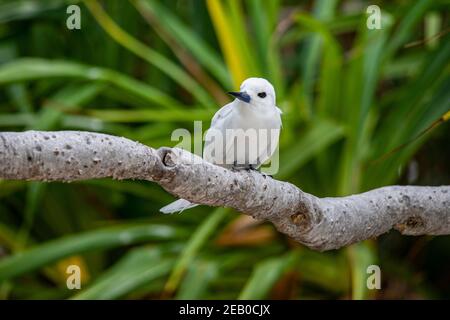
[0, 0, 448, 299]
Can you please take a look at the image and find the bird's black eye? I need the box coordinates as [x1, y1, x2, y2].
[258, 92, 266, 98]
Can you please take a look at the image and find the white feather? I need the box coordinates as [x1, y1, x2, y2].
[159, 199, 198, 214]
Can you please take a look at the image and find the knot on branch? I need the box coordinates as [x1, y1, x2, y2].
[395, 215, 426, 233]
[158, 147, 204, 168]
[290, 201, 319, 232]
[158, 147, 177, 167]
[155, 147, 205, 186]
[290, 211, 309, 228]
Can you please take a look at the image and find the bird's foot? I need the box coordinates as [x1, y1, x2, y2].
[245, 164, 259, 172]
[231, 160, 241, 172]
[258, 171, 273, 179]
[231, 163, 267, 174]
[230, 166, 239, 172]
[231, 161, 258, 171]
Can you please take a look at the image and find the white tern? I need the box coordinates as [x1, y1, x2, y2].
[160, 77, 282, 214]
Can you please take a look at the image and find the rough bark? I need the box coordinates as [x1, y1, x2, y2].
[0, 130, 449, 251]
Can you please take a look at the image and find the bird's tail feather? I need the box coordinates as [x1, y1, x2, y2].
[160, 199, 198, 214]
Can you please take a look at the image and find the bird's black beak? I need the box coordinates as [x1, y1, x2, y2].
[228, 91, 251, 103]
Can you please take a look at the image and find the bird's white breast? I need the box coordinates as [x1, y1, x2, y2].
[204, 101, 281, 168]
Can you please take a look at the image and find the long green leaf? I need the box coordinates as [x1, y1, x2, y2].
[277, 119, 344, 179]
[238, 251, 298, 300]
[0, 58, 179, 108]
[346, 242, 377, 300]
[73, 247, 174, 299]
[176, 261, 219, 299]
[164, 208, 228, 294]
[85, 0, 215, 107]
[88, 108, 215, 123]
[298, 0, 338, 110]
[134, 0, 231, 88]
[0, 224, 186, 282]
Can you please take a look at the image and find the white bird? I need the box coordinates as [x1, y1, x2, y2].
[160, 77, 282, 214]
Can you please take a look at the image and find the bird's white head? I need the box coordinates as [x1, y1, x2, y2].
[228, 77, 276, 108]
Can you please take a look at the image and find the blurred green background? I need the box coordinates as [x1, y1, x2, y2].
[0, 0, 449, 299]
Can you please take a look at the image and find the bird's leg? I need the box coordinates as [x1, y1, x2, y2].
[251, 161, 272, 178]
[261, 172, 273, 179]
[245, 164, 259, 172]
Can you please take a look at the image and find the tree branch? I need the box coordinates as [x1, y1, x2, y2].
[1, 131, 449, 251]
